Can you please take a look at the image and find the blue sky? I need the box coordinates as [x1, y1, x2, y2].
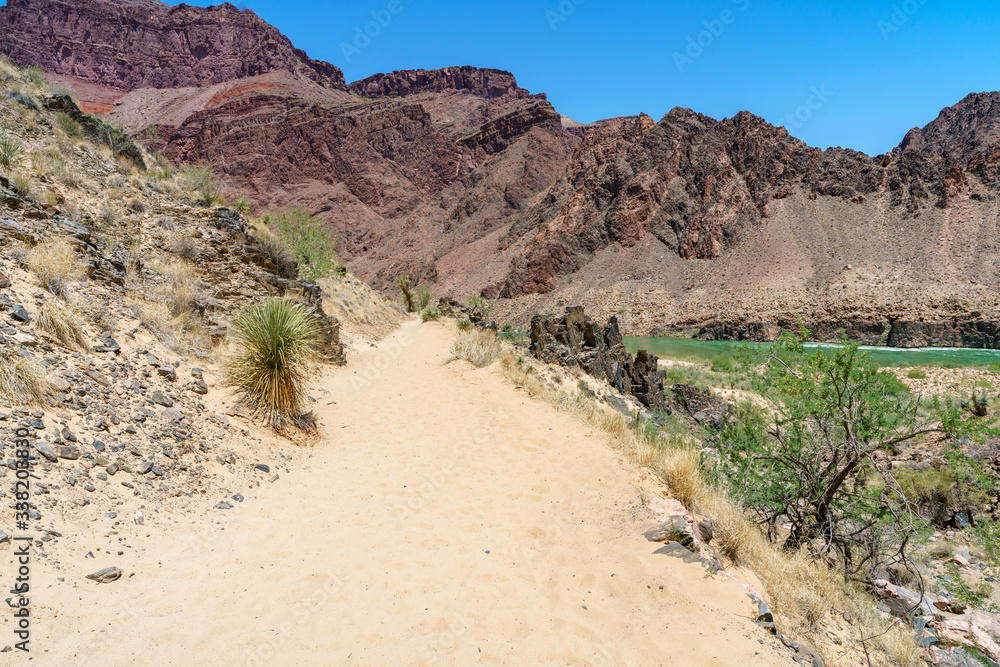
[11, 0, 1000, 154]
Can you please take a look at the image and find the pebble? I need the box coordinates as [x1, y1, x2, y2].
[214, 501, 233, 510]
[151, 391, 173, 407]
[36, 442, 58, 462]
[232, 493, 244, 502]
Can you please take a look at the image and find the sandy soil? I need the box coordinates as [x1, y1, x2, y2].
[24, 321, 790, 666]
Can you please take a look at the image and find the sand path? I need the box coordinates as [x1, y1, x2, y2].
[33, 321, 790, 666]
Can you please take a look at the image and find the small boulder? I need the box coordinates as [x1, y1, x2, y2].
[86, 566, 122, 583]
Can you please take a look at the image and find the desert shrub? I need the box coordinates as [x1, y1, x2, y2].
[179, 164, 225, 205]
[417, 286, 433, 310]
[456, 318, 472, 331]
[93, 118, 133, 154]
[0, 349, 50, 404]
[11, 173, 31, 197]
[268, 209, 342, 281]
[156, 216, 175, 231]
[127, 199, 146, 214]
[450, 327, 501, 368]
[710, 355, 734, 373]
[26, 238, 85, 299]
[907, 369, 928, 379]
[226, 298, 321, 428]
[23, 66, 44, 87]
[171, 236, 199, 261]
[251, 225, 292, 266]
[718, 333, 996, 581]
[157, 259, 200, 317]
[420, 306, 441, 322]
[233, 195, 251, 214]
[54, 112, 82, 138]
[0, 131, 23, 169]
[35, 302, 90, 351]
[396, 274, 414, 312]
[6, 90, 39, 111]
[467, 293, 496, 319]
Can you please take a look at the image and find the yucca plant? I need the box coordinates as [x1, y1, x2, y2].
[226, 298, 321, 429]
[233, 195, 251, 214]
[0, 131, 23, 169]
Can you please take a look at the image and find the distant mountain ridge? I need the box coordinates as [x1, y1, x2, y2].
[3, 0, 1000, 345]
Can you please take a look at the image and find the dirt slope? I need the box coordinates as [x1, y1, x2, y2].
[31, 321, 790, 666]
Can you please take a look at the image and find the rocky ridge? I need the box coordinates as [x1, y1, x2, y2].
[2, 0, 1000, 348]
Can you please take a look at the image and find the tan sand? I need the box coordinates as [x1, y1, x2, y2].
[29, 321, 792, 666]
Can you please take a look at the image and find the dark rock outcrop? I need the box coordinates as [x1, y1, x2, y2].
[349, 66, 537, 100]
[42, 94, 146, 169]
[529, 306, 665, 410]
[670, 383, 732, 431]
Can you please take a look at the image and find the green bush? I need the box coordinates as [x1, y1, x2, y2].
[710, 355, 734, 373]
[456, 318, 472, 331]
[417, 286, 433, 310]
[907, 369, 928, 379]
[421, 306, 442, 322]
[718, 333, 996, 579]
[270, 208, 342, 282]
[233, 195, 252, 215]
[226, 298, 321, 429]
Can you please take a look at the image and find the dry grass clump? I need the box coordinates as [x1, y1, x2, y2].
[35, 302, 90, 351]
[448, 327, 502, 368]
[449, 326, 920, 666]
[170, 236, 200, 261]
[26, 238, 85, 299]
[251, 225, 292, 266]
[226, 298, 321, 429]
[0, 349, 51, 405]
[125, 259, 208, 352]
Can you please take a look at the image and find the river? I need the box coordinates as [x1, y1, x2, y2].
[624, 336, 1000, 369]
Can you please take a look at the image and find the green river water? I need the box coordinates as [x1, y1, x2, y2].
[624, 336, 1000, 369]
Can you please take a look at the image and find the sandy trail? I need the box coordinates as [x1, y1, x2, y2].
[34, 321, 790, 666]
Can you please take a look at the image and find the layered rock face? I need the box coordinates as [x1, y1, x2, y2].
[6, 0, 1000, 345]
[530, 306, 665, 410]
[499, 109, 953, 297]
[0, 0, 344, 92]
